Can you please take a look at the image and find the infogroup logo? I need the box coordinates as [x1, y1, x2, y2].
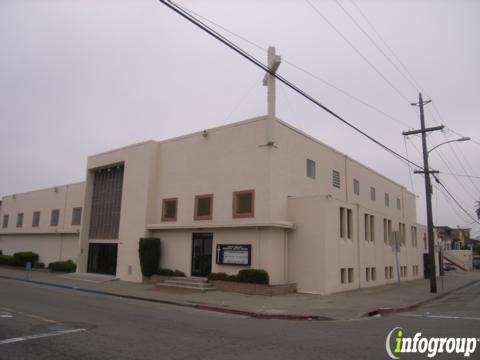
[386, 327, 479, 359]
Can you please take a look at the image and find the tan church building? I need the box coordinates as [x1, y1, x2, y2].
[0, 48, 429, 295]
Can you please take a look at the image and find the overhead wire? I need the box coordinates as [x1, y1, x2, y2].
[159, 0, 424, 171]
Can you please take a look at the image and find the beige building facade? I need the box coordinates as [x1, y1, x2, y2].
[0, 116, 431, 294]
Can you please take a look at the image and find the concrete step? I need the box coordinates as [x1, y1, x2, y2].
[156, 277, 216, 291]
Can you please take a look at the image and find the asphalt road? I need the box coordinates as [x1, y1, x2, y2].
[1, 278, 479, 360]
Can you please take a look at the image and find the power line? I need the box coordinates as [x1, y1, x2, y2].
[433, 175, 480, 225]
[334, 0, 419, 93]
[304, 0, 412, 104]
[159, 0, 424, 171]
[174, 1, 411, 129]
[439, 172, 480, 180]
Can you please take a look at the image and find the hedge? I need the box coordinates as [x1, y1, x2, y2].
[236, 269, 269, 284]
[0, 255, 14, 266]
[209, 269, 269, 284]
[48, 260, 76, 273]
[13, 252, 39, 267]
[139, 237, 161, 277]
[157, 268, 186, 277]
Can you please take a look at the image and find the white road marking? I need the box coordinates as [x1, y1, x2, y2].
[399, 313, 480, 321]
[0, 328, 86, 345]
[0, 314, 13, 318]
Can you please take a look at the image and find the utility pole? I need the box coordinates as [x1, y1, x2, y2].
[403, 93, 444, 293]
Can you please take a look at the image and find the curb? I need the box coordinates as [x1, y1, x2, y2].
[364, 279, 480, 317]
[0, 274, 322, 321]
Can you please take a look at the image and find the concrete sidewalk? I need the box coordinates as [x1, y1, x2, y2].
[1, 266, 479, 320]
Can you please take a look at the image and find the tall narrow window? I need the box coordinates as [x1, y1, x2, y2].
[332, 170, 341, 188]
[72, 207, 82, 226]
[384, 218, 392, 244]
[370, 187, 376, 201]
[370, 215, 375, 242]
[194, 194, 213, 220]
[347, 209, 353, 239]
[396, 198, 401, 210]
[340, 268, 346, 284]
[411, 226, 417, 248]
[371, 267, 376, 281]
[340, 207, 345, 238]
[366, 267, 371, 281]
[2, 214, 9, 228]
[233, 190, 254, 218]
[348, 268, 354, 283]
[365, 214, 375, 242]
[32, 211, 40, 227]
[162, 198, 178, 222]
[385, 193, 390, 207]
[353, 179, 360, 195]
[399, 223, 406, 246]
[364, 214, 369, 241]
[50, 209, 60, 226]
[306, 159, 316, 179]
[16, 213, 24, 228]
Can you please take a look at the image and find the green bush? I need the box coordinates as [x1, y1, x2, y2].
[208, 272, 238, 282]
[48, 260, 76, 273]
[0, 255, 14, 266]
[139, 237, 161, 277]
[236, 269, 269, 284]
[13, 252, 39, 267]
[157, 268, 186, 277]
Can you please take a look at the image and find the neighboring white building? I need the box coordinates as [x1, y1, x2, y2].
[0, 48, 432, 294]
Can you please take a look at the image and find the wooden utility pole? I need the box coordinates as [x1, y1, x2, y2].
[403, 93, 444, 293]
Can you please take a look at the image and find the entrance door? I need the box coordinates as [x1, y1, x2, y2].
[191, 233, 212, 277]
[87, 243, 118, 275]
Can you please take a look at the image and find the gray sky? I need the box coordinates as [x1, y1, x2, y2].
[1, 0, 479, 236]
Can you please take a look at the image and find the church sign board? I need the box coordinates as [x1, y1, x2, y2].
[216, 244, 251, 266]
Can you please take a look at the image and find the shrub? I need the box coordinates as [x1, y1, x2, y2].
[236, 269, 269, 284]
[208, 272, 238, 282]
[13, 252, 39, 267]
[157, 268, 186, 277]
[138, 237, 161, 277]
[0, 255, 14, 266]
[48, 260, 76, 273]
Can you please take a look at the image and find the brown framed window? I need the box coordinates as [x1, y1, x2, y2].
[194, 194, 213, 220]
[162, 198, 178, 222]
[32, 211, 40, 227]
[232, 190, 255, 218]
[72, 207, 82, 226]
[50, 209, 60, 226]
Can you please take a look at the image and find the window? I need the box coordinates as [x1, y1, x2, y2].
[389, 266, 393, 279]
[340, 207, 345, 238]
[340, 268, 346, 284]
[341, 208, 353, 240]
[306, 159, 316, 179]
[194, 194, 213, 220]
[370, 187, 376, 201]
[162, 198, 178, 222]
[233, 190, 254, 218]
[364, 214, 375, 242]
[371, 267, 376, 281]
[383, 218, 392, 244]
[365, 267, 371, 282]
[72, 207, 82, 226]
[32, 211, 40, 227]
[347, 209, 353, 239]
[2, 214, 8, 228]
[385, 193, 390, 207]
[396, 198, 401, 210]
[399, 223, 406, 246]
[50, 209, 60, 226]
[16, 213, 24, 228]
[332, 170, 341, 188]
[411, 226, 417, 248]
[353, 179, 360, 195]
[348, 268, 354, 283]
[385, 267, 389, 280]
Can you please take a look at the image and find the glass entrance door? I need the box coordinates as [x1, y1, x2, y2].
[191, 233, 213, 277]
[87, 243, 118, 275]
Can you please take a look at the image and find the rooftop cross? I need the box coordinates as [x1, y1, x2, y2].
[262, 46, 281, 145]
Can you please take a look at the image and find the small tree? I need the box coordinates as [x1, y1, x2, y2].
[476, 201, 480, 220]
[138, 238, 161, 277]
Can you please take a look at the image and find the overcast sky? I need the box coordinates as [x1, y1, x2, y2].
[1, 0, 479, 236]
